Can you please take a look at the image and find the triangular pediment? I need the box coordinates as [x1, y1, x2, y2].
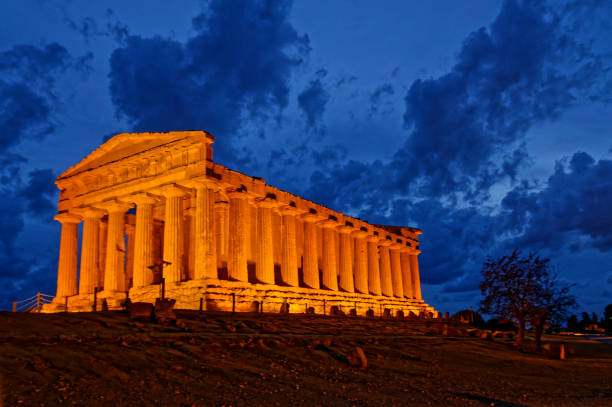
[58, 131, 212, 180]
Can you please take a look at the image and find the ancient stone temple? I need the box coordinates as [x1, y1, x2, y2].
[44, 131, 435, 316]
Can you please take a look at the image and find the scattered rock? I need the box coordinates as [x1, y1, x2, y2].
[347, 347, 367, 369]
[153, 298, 176, 325]
[261, 323, 278, 333]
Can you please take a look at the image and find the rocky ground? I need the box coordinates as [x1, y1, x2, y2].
[1, 310, 611, 406]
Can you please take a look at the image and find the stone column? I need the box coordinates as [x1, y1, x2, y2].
[366, 235, 381, 295]
[190, 182, 217, 280]
[319, 219, 338, 291]
[227, 189, 249, 282]
[352, 230, 369, 294]
[255, 198, 277, 285]
[410, 251, 422, 300]
[54, 213, 81, 299]
[125, 223, 135, 290]
[128, 194, 157, 288]
[215, 195, 229, 271]
[300, 213, 320, 289]
[99, 200, 134, 293]
[390, 243, 404, 298]
[337, 225, 354, 293]
[159, 185, 187, 283]
[379, 239, 393, 297]
[400, 248, 413, 299]
[279, 205, 300, 287]
[73, 208, 105, 295]
[98, 219, 107, 289]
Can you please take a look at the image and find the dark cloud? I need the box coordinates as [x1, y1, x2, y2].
[298, 70, 330, 132]
[0, 43, 71, 153]
[0, 43, 72, 309]
[108, 0, 309, 164]
[503, 152, 612, 251]
[368, 83, 394, 118]
[18, 169, 58, 217]
[391, 0, 611, 202]
[301, 0, 612, 293]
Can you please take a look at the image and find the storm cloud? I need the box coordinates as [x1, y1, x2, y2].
[108, 0, 309, 164]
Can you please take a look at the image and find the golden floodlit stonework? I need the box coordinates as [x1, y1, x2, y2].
[44, 131, 435, 316]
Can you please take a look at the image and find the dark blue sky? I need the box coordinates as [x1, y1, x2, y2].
[1, 0, 611, 315]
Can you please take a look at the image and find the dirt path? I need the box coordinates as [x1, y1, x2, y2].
[1, 311, 611, 406]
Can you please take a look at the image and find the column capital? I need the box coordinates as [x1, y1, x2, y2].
[178, 176, 218, 190]
[336, 225, 354, 234]
[278, 204, 304, 216]
[253, 196, 280, 208]
[96, 199, 134, 213]
[70, 207, 105, 219]
[54, 212, 82, 224]
[157, 184, 189, 198]
[378, 239, 392, 247]
[317, 218, 338, 229]
[390, 242, 404, 250]
[366, 234, 380, 243]
[300, 212, 323, 223]
[351, 229, 368, 239]
[123, 192, 159, 206]
[226, 188, 250, 200]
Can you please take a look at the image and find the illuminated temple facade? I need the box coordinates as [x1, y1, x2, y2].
[45, 131, 435, 315]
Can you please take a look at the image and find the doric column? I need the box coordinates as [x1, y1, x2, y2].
[215, 195, 229, 271]
[254, 197, 277, 284]
[159, 185, 187, 283]
[181, 180, 218, 280]
[227, 189, 250, 282]
[379, 239, 393, 297]
[54, 213, 81, 299]
[337, 225, 354, 293]
[410, 251, 422, 300]
[98, 219, 107, 289]
[319, 219, 338, 291]
[127, 194, 157, 288]
[366, 235, 381, 295]
[279, 205, 300, 287]
[125, 223, 135, 290]
[72, 208, 105, 295]
[300, 213, 320, 289]
[98, 200, 134, 292]
[390, 243, 404, 298]
[400, 248, 413, 298]
[351, 229, 369, 294]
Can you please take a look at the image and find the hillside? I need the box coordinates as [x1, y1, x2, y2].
[1, 311, 611, 406]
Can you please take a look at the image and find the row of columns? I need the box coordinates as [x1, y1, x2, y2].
[55, 182, 422, 302]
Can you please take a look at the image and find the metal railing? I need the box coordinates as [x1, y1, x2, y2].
[12, 293, 53, 312]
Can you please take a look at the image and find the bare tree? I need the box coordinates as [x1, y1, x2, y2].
[479, 249, 576, 347]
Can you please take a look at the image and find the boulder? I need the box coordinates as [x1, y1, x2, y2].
[347, 347, 367, 369]
[153, 298, 176, 325]
[127, 302, 154, 322]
